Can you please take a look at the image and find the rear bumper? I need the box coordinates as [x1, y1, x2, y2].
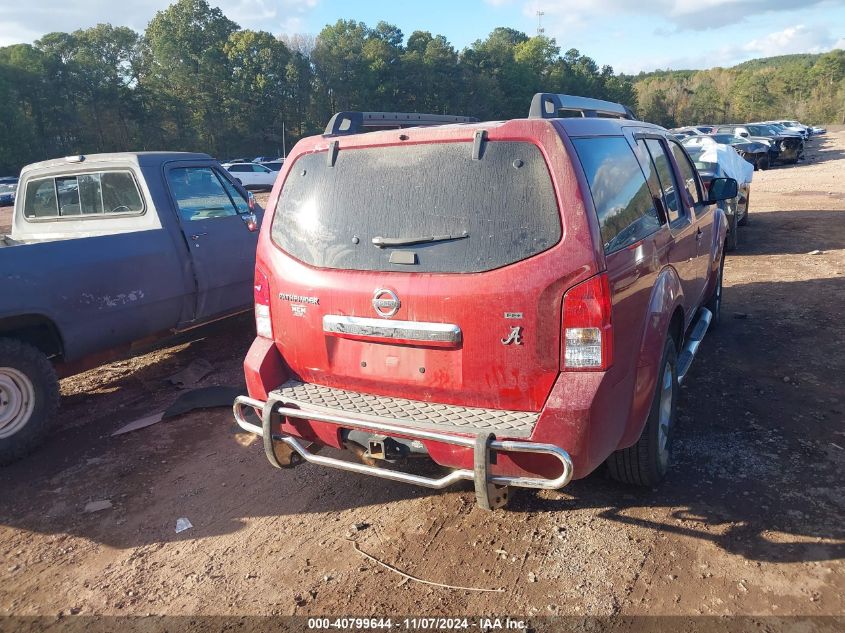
[233, 393, 573, 509]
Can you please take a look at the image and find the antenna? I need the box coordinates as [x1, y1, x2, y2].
[536, 10, 545, 36]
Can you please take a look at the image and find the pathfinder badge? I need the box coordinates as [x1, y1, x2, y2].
[501, 326, 523, 345]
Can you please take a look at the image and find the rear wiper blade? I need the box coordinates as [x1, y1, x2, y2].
[371, 232, 469, 248]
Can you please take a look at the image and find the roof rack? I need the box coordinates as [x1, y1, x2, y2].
[528, 93, 636, 121]
[324, 111, 478, 136]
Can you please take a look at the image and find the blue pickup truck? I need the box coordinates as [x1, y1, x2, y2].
[0, 152, 262, 463]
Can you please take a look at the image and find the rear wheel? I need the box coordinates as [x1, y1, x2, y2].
[725, 204, 739, 252]
[607, 336, 678, 487]
[738, 192, 749, 226]
[757, 156, 769, 171]
[705, 255, 724, 328]
[0, 339, 59, 465]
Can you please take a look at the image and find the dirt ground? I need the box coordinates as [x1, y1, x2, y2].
[1, 131, 843, 627]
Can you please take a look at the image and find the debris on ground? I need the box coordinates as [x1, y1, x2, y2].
[112, 385, 244, 436]
[162, 386, 244, 418]
[167, 358, 214, 388]
[112, 413, 165, 436]
[175, 518, 193, 533]
[350, 540, 505, 593]
[83, 500, 113, 513]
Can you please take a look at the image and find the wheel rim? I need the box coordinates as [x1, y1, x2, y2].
[0, 367, 36, 439]
[657, 363, 673, 469]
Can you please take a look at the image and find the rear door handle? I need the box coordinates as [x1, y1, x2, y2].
[190, 232, 208, 240]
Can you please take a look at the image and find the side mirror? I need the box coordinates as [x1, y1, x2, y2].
[739, 132, 749, 138]
[707, 177, 738, 203]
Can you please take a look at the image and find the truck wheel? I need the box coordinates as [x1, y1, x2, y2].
[738, 193, 749, 226]
[606, 336, 677, 487]
[725, 207, 738, 252]
[0, 339, 59, 465]
[705, 255, 724, 329]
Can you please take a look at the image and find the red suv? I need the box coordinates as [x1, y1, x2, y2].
[234, 94, 736, 509]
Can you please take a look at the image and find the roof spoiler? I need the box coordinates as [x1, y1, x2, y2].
[528, 93, 637, 121]
[324, 111, 478, 136]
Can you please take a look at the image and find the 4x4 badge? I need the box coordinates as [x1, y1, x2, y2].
[501, 326, 523, 345]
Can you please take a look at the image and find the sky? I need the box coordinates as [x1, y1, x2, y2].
[0, 0, 843, 74]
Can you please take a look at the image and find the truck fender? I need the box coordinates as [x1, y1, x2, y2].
[0, 312, 65, 360]
[616, 266, 684, 449]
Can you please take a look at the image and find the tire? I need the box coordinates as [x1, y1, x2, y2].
[738, 192, 749, 226]
[757, 157, 769, 171]
[0, 338, 59, 465]
[705, 254, 724, 328]
[607, 336, 678, 487]
[725, 204, 738, 252]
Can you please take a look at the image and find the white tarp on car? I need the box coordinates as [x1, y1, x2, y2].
[684, 137, 754, 185]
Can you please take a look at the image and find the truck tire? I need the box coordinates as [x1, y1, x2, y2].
[738, 192, 749, 226]
[705, 255, 724, 328]
[725, 204, 739, 252]
[0, 338, 59, 465]
[606, 336, 677, 487]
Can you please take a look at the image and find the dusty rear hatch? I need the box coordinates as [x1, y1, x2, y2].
[263, 125, 589, 415]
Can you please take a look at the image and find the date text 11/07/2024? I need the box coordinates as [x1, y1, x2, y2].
[306, 617, 528, 630]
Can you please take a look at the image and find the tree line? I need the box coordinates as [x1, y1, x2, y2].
[1, 0, 843, 175]
[0, 0, 634, 174]
[633, 50, 845, 129]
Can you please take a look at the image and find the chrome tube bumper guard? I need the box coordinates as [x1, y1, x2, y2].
[232, 394, 574, 510]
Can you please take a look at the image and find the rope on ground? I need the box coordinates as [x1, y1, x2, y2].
[349, 540, 505, 593]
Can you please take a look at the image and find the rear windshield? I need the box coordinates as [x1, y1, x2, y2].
[271, 141, 560, 273]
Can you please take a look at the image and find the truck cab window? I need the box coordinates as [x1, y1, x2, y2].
[167, 167, 239, 222]
[217, 174, 251, 215]
[23, 171, 144, 219]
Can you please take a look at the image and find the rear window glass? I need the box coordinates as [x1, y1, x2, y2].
[24, 171, 143, 219]
[571, 136, 662, 253]
[271, 141, 561, 273]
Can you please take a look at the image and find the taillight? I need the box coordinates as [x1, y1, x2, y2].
[254, 266, 272, 339]
[562, 273, 613, 370]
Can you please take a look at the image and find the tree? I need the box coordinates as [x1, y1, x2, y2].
[145, 0, 239, 153]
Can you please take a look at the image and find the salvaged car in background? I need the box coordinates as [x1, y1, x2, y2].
[222, 162, 277, 190]
[233, 94, 738, 510]
[0, 152, 261, 464]
[715, 124, 803, 164]
[684, 138, 753, 251]
[0, 177, 17, 207]
[696, 133, 771, 171]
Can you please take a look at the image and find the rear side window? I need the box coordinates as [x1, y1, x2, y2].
[643, 139, 683, 224]
[571, 136, 662, 253]
[271, 141, 561, 273]
[23, 171, 144, 219]
[669, 140, 702, 204]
